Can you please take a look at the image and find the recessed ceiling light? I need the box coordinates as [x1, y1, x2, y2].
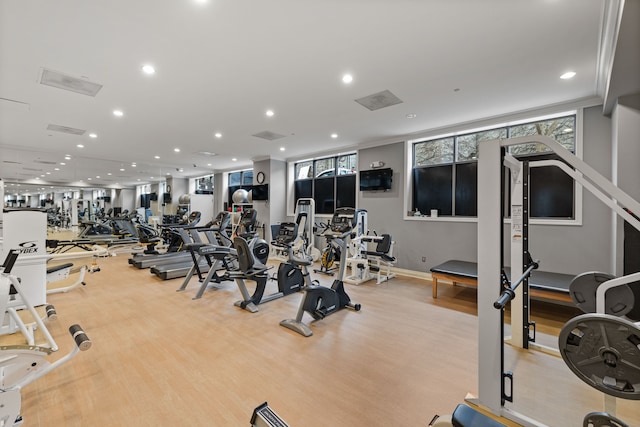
[563, 128, 573, 133]
[154, 155, 160, 159]
[64, 156, 71, 160]
[88, 178, 92, 181]
[214, 132, 222, 138]
[207, 163, 212, 166]
[113, 109, 124, 117]
[120, 168, 125, 171]
[232, 158, 237, 162]
[107, 173, 112, 176]
[89, 133, 97, 138]
[77, 144, 84, 148]
[265, 110, 274, 117]
[342, 74, 353, 84]
[406, 114, 417, 119]
[141, 64, 156, 75]
[60, 162, 66, 166]
[560, 71, 576, 80]
[166, 172, 171, 175]
[46, 172, 51, 175]
[131, 164, 137, 167]
[137, 179, 141, 181]
[331, 133, 338, 139]
[54, 168, 60, 171]
[174, 148, 180, 152]
[150, 176, 154, 179]
[96, 176, 100, 179]
[280, 147, 285, 151]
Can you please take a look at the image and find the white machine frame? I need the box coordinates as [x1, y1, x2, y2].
[344, 234, 397, 285]
[476, 135, 640, 426]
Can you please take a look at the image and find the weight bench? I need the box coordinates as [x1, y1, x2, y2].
[430, 260, 574, 304]
[431, 404, 507, 426]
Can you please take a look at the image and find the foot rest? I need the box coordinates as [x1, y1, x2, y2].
[452, 404, 506, 427]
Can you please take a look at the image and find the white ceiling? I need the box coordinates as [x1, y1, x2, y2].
[0, 0, 608, 193]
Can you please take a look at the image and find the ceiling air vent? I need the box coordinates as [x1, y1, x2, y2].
[355, 90, 403, 111]
[22, 167, 43, 172]
[34, 160, 58, 165]
[3, 160, 22, 164]
[39, 68, 103, 97]
[252, 131, 287, 141]
[195, 151, 218, 157]
[46, 124, 86, 135]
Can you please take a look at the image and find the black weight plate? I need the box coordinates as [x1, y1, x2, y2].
[559, 313, 640, 400]
[569, 272, 634, 316]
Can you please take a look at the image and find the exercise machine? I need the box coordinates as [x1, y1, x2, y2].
[251, 402, 290, 427]
[475, 135, 640, 426]
[176, 212, 236, 297]
[344, 233, 397, 285]
[230, 223, 307, 312]
[280, 208, 364, 337]
[0, 250, 92, 426]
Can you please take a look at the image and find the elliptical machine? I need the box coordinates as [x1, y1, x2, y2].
[280, 207, 364, 337]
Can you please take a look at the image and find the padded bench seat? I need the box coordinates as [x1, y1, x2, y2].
[430, 260, 574, 304]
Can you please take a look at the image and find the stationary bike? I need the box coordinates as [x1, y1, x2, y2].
[231, 222, 307, 313]
[280, 207, 365, 337]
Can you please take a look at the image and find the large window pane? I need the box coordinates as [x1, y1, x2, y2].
[413, 165, 453, 216]
[337, 154, 357, 175]
[414, 137, 454, 166]
[456, 128, 507, 161]
[229, 172, 241, 186]
[294, 180, 312, 201]
[455, 163, 477, 216]
[242, 170, 253, 185]
[314, 178, 335, 214]
[528, 154, 574, 218]
[509, 116, 576, 155]
[336, 175, 356, 208]
[315, 158, 336, 178]
[295, 161, 313, 180]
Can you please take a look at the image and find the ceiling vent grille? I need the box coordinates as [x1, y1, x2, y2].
[355, 90, 403, 111]
[3, 160, 22, 164]
[195, 151, 218, 157]
[39, 68, 103, 97]
[252, 131, 287, 141]
[33, 160, 58, 165]
[46, 124, 86, 135]
[22, 167, 43, 172]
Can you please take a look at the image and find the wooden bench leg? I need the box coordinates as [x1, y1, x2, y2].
[432, 277, 438, 299]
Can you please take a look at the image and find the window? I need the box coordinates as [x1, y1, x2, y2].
[294, 154, 357, 214]
[411, 114, 576, 219]
[228, 169, 253, 206]
[195, 176, 214, 194]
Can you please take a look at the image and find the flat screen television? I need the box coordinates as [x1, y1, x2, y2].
[251, 184, 269, 201]
[360, 168, 392, 191]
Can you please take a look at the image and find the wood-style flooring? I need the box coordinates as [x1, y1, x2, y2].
[6, 251, 639, 427]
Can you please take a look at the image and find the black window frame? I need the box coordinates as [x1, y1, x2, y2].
[411, 114, 577, 220]
[293, 154, 357, 214]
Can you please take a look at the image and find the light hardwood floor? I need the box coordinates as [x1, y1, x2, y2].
[8, 253, 640, 426]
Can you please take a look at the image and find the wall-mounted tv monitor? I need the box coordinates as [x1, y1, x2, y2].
[252, 184, 269, 201]
[359, 168, 393, 191]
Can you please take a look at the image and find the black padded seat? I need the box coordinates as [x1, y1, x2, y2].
[230, 237, 269, 278]
[452, 404, 507, 427]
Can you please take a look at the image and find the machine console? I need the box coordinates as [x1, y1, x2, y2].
[274, 222, 298, 246]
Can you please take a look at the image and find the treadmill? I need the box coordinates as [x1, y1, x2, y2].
[128, 212, 201, 269]
[151, 212, 233, 281]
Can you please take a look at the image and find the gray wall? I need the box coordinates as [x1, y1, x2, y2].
[357, 105, 615, 276]
[612, 95, 640, 274]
